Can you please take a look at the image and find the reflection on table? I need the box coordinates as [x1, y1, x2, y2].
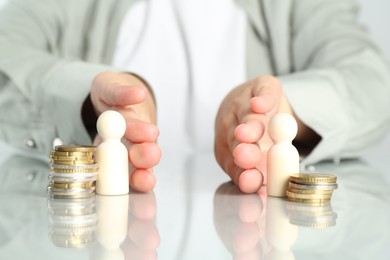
[0, 153, 389, 259]
[48, 196, 97, 248]
[49, 190, 160, 260]
[213, 159, 390, 260]
[214, 182, 337, 259]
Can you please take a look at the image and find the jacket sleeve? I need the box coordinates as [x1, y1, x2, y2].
[278, 0, 390, 164]
[0, 0, 118, 154]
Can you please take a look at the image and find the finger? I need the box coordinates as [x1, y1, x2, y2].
[235, 97, 268, 131]
[238, 169, 264, 194]
[100, 85, 147, 107]
[233, 143, 261, 169]
[250, 94, 277, 114]
[130, 169, 157, 192]
[124, 119, 159, 143]
[115, 106, 141, 119]
[234, 120, 264, 143]
[251, 76, 282, 113]
[226, 159, 263, 194]
[129, 143, 161, 169]
[216, 138, 263, 194]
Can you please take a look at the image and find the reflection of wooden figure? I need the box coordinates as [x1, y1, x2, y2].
[267, 113, 299, 197]
[265, 196, 297, 260]
[96, 110, 129, 195]
[95, 195, 129, 260]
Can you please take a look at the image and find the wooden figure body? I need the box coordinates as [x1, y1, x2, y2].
[96, 110, 129, 195]
[267, 113, 299, 197]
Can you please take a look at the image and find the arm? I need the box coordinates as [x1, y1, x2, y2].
[214, 0, 390, 194]
[0, 0, 129, 153]
[0, 1, 161, 192]
[279, 0, 390, 163]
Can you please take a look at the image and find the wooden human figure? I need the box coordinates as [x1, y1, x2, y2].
[96, 110, 129, 195]
[267, 113, 299, 197]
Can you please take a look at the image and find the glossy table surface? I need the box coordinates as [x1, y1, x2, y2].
[0, 141, 389, 260]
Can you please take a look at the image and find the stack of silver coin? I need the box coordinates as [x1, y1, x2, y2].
[286, 173, 338, 204]
[48, 145, 98, 199]
[48, 197, 97, 248]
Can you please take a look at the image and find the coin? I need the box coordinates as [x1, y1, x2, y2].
[55, 145, 97, 152]
[50, 155, 94, 161]
[48, 186, 95, 194]
[49, 181, 95, 189]
[50, 159, 96, 165]
[50, 163, 98, 170]
[50, 151, 94, 157]
[49, 170, 97, 175]
[287, 197, 331, 204]
[50, 150, 94, 156]
[49, 167, 99, 173]
[48, 187, 96, 200]
[287, 188, 333, 195]
[48, 174, 97, 183]
[50, 154, 94, 159]
[286, 191, 332, 200]
[49, 193, 96, 199]
[288, 182, 338, 191]
[289, 173, 337, 184]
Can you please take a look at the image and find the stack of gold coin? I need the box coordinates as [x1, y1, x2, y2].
[286, 173, 337, 204]
[48, 197, 97, 248]
[48, 145, 98, 199]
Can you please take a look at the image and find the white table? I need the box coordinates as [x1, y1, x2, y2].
[0, 143, 389, 260]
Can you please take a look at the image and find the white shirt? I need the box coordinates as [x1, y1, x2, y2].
[113, 0, 247, 153]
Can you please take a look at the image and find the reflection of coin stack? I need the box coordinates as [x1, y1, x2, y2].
[286, 173, 338, 204]
[48, 197, 97, 248]
[48, 145, 98, 199]
[286, 201, 338, 228]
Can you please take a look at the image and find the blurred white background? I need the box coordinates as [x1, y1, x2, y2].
[0, 0, 388, 165]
